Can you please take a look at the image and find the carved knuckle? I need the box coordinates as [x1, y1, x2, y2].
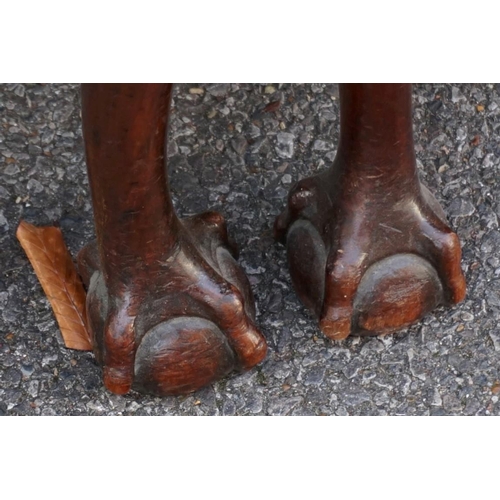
[441, 231, 460, 255]
[204, 211, 225, 227]
[327, 256, 358, 283]
[223, 289, 245, 315]
[289, 181, 314, 209]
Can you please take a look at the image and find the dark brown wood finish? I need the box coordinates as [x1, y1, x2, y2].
[276, 83, 466, 340]
[78, 83, 466, 397]
[78, 84, 266, 396]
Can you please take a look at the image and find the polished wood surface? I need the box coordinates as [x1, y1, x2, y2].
[275, 84, 466, 340]
[78, 84, 266, 396]
[78, 83, 466, 396]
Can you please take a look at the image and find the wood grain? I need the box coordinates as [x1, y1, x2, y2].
[16, 220, 92, 351]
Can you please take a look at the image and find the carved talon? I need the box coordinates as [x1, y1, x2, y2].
[418, 215, 466, 304]
[78, 212, 267, 396]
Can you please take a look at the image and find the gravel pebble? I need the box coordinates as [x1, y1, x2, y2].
[1, 83, 500, 415]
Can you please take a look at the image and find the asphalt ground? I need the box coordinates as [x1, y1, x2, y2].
[1, 83, 500, 415]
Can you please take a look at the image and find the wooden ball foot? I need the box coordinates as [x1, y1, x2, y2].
[275, 169, 466, 341]
[78, 212, 267, 396]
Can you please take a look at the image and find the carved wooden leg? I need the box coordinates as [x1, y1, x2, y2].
[275, 83, 466, 340]
[78, 84, 266, 396]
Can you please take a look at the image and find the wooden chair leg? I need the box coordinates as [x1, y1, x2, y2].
[78, 84, 266, 396]
[275, 83, 466, 340]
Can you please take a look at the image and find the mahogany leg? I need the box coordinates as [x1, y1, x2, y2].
[275, 83, 466, 340]
[78, 84, 266, 396]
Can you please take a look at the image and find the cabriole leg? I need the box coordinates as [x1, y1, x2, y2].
[276, 83, 466, 340]
[78, 84, 266, 396]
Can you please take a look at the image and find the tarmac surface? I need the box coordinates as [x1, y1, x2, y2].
[1, 83, 500, 415]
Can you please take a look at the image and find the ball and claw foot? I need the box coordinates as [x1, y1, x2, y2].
[78, 211, 267, 396]
[275, 171, 466, 341]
